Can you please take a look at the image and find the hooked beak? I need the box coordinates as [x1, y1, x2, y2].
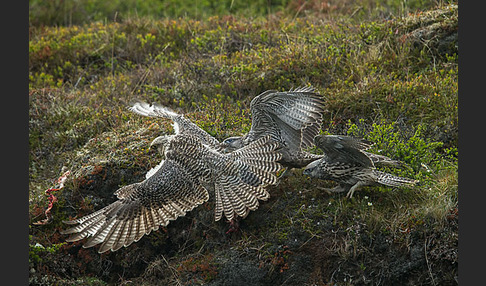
[302, 159, 321, 177]
[302, 168, 311, 176]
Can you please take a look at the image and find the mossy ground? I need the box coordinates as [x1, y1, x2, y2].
[29, 1, 457, 285]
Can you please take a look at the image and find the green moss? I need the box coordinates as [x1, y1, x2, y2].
[29, 2, 457, 285]
[29, 232, 66, 264]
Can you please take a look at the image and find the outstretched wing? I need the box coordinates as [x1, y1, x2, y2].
[61, 159, 209, 253]
[313, 135, 374, 167]
[247, 86, 325, 151]
[128, 101, 221, 149]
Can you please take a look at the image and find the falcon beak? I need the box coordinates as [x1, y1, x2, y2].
[302, 168, 311, 176]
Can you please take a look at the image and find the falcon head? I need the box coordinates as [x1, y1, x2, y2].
[150, 135, 172, 155]
[302, 159, 322, 178]
[221, 136, 244, 151]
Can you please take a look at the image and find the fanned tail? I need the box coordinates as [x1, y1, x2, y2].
[214, 136, 283, 221]
[214, 177, 270, 221]
[230, 136, 283, 185]
[374, 171, 418, 188]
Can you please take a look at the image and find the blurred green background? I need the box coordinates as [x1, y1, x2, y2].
[30, 0, 439, 26]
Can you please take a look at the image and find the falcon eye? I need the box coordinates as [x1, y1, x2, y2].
[223, 137, 238, 145]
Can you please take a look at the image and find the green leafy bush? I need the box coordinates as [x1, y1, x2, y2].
[346, 119, 457, 183]
[29, 2, 458, 284]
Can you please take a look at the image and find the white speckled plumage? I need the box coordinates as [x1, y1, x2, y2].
[303, 135, 418, 198]
[61, 102, 282, 253]
[221, 86, 326, 169]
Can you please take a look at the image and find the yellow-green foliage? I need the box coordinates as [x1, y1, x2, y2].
[346, 119, 457, 181]
[29, 4, 458, 141]
[29, 1, 457, 284]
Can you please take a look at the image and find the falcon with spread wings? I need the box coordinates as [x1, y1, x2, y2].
[221, 86, 326, 169]
[61, 102, 282, 253]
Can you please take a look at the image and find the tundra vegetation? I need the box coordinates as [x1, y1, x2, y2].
[29, 0, 457, 285]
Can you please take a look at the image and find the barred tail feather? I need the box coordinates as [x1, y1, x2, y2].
[238, 158, 282, 173]
[213, 136, 281, 221]
[214, 176, 269, 221]
[230, 135, 283, 175]
[246, 164, 279, 186]
[375, 171, 418, 188]
[214, 185, 224, 222]
[214, 182, 236, 221]
[231, 136, 281, 158]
